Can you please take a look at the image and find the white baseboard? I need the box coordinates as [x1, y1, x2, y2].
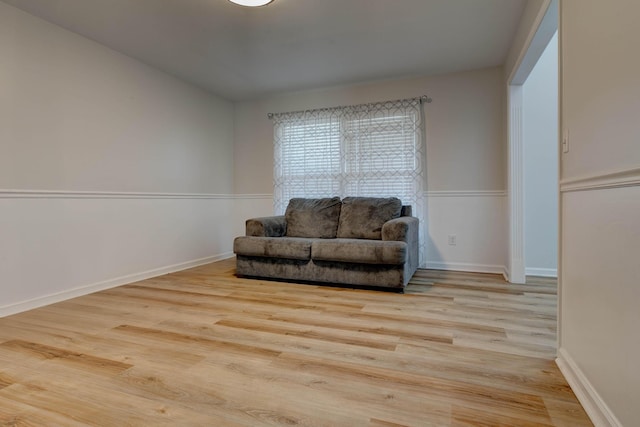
[424, 261, 506, 275]
[0, 252, 234, 318]
[556, 347, 622, 427]
[525, 267, 558, 277]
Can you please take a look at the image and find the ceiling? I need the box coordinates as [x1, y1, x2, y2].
[2, 0, 527, 101]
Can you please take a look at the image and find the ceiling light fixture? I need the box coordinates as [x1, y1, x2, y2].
[227, 0, 274, 6]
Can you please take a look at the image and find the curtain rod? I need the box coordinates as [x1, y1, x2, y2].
[267, 95, 432, 120]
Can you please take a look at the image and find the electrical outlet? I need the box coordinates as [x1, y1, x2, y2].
[448, 235, 457, 246]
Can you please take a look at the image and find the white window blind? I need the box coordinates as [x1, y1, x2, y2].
[274, 112, 342, 201]
[271, 98, 426, 266]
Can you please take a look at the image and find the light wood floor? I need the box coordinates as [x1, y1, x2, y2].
[0, 259, 592, 426]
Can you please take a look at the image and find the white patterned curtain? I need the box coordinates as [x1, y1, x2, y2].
[272, 97, 426, 267]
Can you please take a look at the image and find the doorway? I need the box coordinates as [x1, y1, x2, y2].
[507, 1, 558, 283]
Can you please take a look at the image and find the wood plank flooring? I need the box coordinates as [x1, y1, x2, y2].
[0, 259, 592, 426]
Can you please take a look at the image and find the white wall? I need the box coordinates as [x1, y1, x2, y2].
[523, 32, 558, 277]
[0, 3, 236, 316]
[234, 68, 507, 273]
[557, 1, 640, 426]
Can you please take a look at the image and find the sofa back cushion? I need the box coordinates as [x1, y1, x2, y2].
[285, 197, 342, 238]
[337, 197, 402, 240]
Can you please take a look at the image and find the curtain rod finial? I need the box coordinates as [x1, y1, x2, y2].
[420, 95, 432, 104]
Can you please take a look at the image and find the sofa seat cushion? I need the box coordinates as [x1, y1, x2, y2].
[312, 238, 407, 265]
[234, 236, 312, 260]
[336, 197, 402, 240]
[285, 197, 342, 238]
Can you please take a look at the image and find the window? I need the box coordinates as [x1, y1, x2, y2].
[342, 111, 422, 198]
[274, 112, 342, 203]
[272, 97, 426, 265]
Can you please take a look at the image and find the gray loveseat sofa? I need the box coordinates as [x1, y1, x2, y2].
[233, 197, 419, 290]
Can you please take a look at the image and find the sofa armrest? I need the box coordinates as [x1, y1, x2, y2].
[246, 216, 286, 237]
[383, 216, 419, 276]
[382, 216, 418, 242]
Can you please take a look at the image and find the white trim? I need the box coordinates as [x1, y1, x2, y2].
[0, 189, 239, 199]
[556, 348, 623, 427]
[525, 267, 557, 277]
[425, 190, 506, 198]
[508, 84, 526, 284]
[233, 193, 273, 199]
[509, 0, 556, 84]
[557, 1, 564, 355]
[425, 261, 507, 275]
[0, 252, 233, 318]
[560, 167, 640, 193]
[502, 266, 511, 282]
